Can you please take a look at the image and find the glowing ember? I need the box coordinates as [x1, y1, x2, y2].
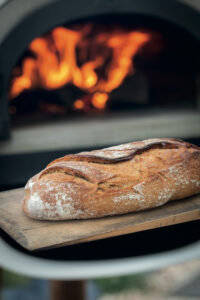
[91, 92, 108, 109]
[9, 24, 151, 111]
[73, 99, 84, 110]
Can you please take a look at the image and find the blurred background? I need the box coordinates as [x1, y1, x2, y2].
[2, 259, 200, 299]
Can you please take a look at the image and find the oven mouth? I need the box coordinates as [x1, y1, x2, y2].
[6, 14, 199, 125]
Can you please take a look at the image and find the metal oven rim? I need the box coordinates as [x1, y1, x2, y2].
[0, 237, 200, 280]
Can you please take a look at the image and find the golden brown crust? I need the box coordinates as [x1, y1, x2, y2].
[22, 138, 200, 220]
[47, 138, 193, 165]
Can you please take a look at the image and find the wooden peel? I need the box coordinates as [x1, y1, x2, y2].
[0, 188, 200, 251]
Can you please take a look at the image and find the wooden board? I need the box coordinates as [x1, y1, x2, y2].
[0, 188, 200, 251]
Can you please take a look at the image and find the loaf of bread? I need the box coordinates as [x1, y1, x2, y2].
[23, 138, 200, 220]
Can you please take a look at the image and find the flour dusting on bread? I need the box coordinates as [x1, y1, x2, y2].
[22, 138, 200, 220]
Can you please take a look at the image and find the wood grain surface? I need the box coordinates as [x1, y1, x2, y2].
[0, 188, 200, 251]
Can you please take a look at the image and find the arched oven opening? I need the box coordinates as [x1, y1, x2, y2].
[8, 15, 198, 123]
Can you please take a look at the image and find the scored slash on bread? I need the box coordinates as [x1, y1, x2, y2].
[22, 138, 200, 220]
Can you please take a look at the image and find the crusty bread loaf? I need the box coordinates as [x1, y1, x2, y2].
[23, 138, 200, 220]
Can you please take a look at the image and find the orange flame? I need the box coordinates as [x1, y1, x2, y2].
[91, 92, 108, 109]
[10, 24, 150, 110]
[73, 99, 84, 110]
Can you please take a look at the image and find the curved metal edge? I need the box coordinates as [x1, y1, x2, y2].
[0, 0, 56, 42]
[0, 237, 200, 280]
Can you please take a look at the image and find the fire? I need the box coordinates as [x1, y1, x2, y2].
[91, 92, 108, 109]
[73, 99, 84, 110]
[10, 24, 150, 111]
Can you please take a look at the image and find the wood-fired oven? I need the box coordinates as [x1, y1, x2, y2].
[0, 0, 199, 189]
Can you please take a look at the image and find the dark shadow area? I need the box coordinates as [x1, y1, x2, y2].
[1, 220, 200, 261]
